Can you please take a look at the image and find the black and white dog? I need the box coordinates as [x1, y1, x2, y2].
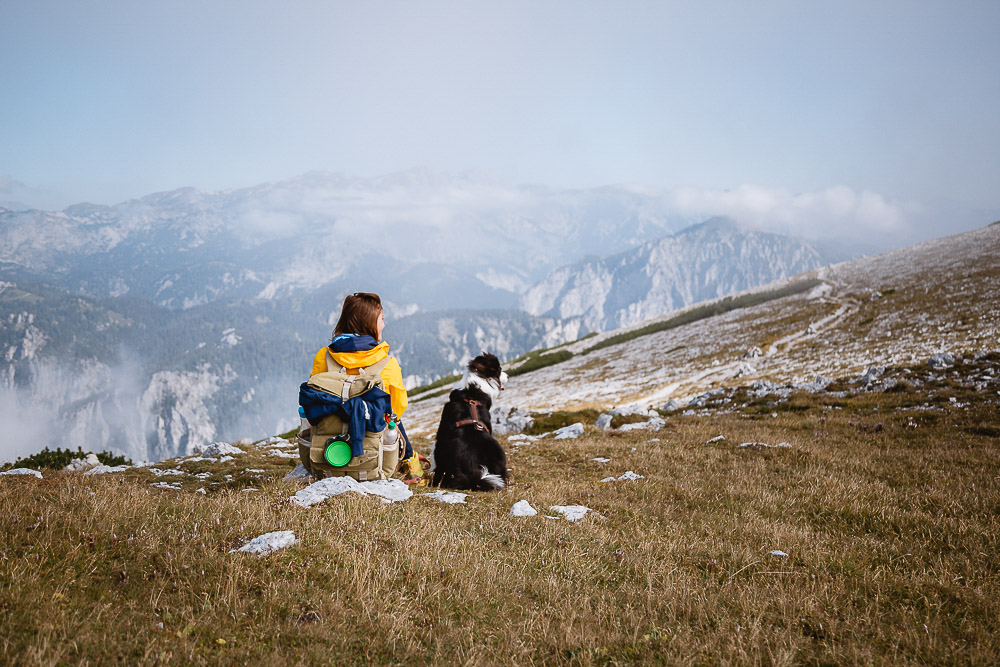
[431, 353, 509, 491]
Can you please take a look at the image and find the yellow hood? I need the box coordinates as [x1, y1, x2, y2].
[328, 341, 391, 370]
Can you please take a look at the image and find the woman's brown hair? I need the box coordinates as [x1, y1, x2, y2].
[333, 292, 383, 340]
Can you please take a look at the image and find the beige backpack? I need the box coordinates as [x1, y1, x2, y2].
[296, 352, 403, 481]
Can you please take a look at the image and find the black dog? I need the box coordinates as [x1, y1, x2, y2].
[431, 353, 509, 491]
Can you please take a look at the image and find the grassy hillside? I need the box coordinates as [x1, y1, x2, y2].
[2, 355, 999, 664]
[3, 224, 999, 664]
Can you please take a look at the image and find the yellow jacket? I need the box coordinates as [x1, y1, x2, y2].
[311, 342, 408, 418]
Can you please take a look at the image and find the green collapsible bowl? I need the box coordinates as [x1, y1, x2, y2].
[324, 438, 352, 467]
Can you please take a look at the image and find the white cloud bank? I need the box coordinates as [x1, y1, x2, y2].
[668, 185, 920, 241]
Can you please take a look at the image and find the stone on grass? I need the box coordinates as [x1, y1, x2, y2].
[510, 500, 538, 517]
[618, 416, 665, 432]
[595, 413, 613, 430]
[550, 505, 590, 522]
[796, 375, 833, 393]
[64, 453, 101, 472]
[426, 490, 467, 504]
[268, 450, 299, 458]
[705, 435, 726, 444]
[283, 464, 311, 482]
[290, 476, 412, 508]
[508, 433, 546, 443]
[85, 465, 130, 475]
[662, 398, 684, 412]
[492, 407, 534, 435]
[195, 441, 244, 457]
[149, 468, 185, 477]
[738, 442, 792, 449]
[0, 468, 42, 479]
[928, 352, 955, 369]
[600, 470, 644, 483]
[769, 550, 789, 557]
[858, 365, 886, 386]
[553, 423, 584, 440]
[230, 531, 297, 557]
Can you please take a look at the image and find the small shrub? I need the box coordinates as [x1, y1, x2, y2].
[8, 446, 133, 471]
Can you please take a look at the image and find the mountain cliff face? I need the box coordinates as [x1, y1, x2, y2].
[521, 218, 825, 331]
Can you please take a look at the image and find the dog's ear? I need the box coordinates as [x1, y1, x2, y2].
[468, 352, 501, 379]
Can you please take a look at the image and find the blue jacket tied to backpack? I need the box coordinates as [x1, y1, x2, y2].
[298, 382, 392, 458]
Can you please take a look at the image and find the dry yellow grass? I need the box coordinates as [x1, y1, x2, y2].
[2, 359, 1000, 665]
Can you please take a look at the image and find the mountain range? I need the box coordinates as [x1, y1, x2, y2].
[1, 171, 850, 463]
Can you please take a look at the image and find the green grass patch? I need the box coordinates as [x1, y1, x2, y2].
[523, 408, 600, 434]
[408, 373, 462, 398]
[583, 278, 822, 355]
[508, 350, 574, 377]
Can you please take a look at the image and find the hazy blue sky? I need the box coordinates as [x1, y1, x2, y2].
[1, 0, 998, 223]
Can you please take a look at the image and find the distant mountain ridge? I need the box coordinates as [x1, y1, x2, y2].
[0, 171, 852, 464]
[0, 169, 697, 311]
[521, 217, 826, 331]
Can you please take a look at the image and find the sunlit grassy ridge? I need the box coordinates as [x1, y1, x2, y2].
[2, 357, 999, 664]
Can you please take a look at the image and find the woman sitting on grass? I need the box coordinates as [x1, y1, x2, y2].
[310, 291, 424, 483]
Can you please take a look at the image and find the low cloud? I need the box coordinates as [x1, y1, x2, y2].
[668, 185, 919, 242]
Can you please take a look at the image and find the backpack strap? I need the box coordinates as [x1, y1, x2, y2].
[359, 355, 393, 378]
[325, 349, 348, 374]
[324, 352, 393, 401]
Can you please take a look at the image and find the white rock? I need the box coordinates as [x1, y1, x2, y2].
[549, 505, 590, 522]
[492, 407, 534, 435]
[63, 453, 101, 472]
[0, 468, 42, 478]
[553, 423, 585, 439]
[595, 413, 613, 429]
[510, 500, 538, 517]
[290, 476, 413, 508]
[600, 470, 645, 482]
[151, 482, 182, 490]
[230, 531, 297, 556]
[737, 442, 792, 449]
[928, 353, 955, 369]
[195, 441, 243, 457]
[508, 433, 546, 443]
[619, 416, 665, 432]
[769, 550, 789, 557]
[149, 468, 185, 477]
[267, 450, 299, 458]
[426, 490, 467, 504]
[84, 465, 130, 475]
[591, 457, 611, 463]
[705, 435, 726, 444]
[283, 464, 311, 482]
[610, 403, 654, 417]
